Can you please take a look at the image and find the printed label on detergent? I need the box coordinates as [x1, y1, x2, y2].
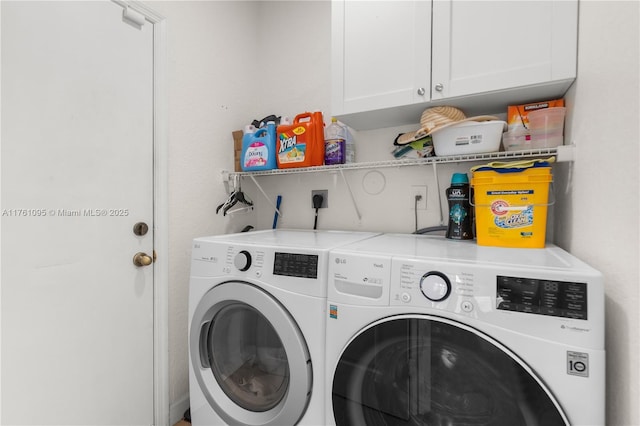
[243, 141, 269, 168]
[324, 138, 345, 165]
[278, 126, 307, 164]
[490, 198, 534, 230]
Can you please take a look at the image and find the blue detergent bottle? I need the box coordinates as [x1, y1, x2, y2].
[241, 121, 277, 171]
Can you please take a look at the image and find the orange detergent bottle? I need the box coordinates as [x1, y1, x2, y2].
[276, 112, 325, 168]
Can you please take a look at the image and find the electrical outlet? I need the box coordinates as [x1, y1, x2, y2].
[410, 185, 427, 210]
[311, 189, 328, 208]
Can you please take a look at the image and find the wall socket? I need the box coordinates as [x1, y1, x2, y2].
[410, 185, 427, 210]
[311, 189, 328, 208]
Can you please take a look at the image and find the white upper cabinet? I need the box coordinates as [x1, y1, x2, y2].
[431, 1, 577, 100]
[331, 0, 431, 114]
[332, 0, 578, 130]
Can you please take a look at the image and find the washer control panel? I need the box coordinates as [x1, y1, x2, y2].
[497, 275, 588, 320]
[390, 258, 480, 315]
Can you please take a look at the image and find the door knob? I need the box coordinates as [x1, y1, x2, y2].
[133, 252, 154, 267]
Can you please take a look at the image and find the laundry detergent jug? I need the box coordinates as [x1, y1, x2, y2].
[241, 121, 277, 171]
[276, 112, 324, 169]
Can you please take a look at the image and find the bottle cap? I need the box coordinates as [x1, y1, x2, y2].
[331, 117, 338, 123]
[451, 173, 469, 184]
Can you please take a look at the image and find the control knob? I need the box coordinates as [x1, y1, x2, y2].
[234, 250, 252, 272]
[420, 272, 451, 302]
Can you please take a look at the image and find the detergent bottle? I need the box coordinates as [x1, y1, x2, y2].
[446, 173, 474, 240]
[276, 112, 325, 168]
[324, 117, 346, 165]
[241, 121, 277, 171]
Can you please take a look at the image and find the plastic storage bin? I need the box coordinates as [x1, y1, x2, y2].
[432, 120, 506, 156]
[528, 107, 566, 148]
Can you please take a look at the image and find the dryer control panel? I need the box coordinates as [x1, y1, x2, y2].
[273, 252, 319, 279]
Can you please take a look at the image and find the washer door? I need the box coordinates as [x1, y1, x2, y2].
[332, 315, 569, 426]
[190, 281, 312, 426]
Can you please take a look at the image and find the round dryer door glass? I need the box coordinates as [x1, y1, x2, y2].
[332, 316, 568, 426]
[206, 303, 289, 412]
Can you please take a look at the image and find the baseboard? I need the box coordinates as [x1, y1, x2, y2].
[169, 393, 190, 425]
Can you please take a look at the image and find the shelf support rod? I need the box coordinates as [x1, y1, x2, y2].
[339, 169, 362, 221]
[432, 162, 444, 226]
[248, 175, 283, 218]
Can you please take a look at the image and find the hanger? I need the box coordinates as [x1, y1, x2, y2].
[216, 175, 253, 216]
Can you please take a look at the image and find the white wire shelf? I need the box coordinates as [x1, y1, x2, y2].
[227, 146, 572, 178]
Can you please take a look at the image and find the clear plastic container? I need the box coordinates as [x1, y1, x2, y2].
[527, 107, 566, 148]
[502, 129, 532, 151]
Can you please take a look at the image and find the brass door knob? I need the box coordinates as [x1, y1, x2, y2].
[133, 252, 153, 267]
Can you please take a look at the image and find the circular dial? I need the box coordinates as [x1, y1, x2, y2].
[233, 250, 252, 272]
[419, 272, 451, 301]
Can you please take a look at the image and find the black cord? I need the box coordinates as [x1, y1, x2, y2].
[414, 194, 421, 232]
[312, 194, 324, 230]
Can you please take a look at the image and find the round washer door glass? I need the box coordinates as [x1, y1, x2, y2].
[332, 316, 568, 426]
[190, 280, 312, 426]
[207, 303, 289, 411]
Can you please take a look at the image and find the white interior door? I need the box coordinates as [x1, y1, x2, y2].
[1, 1, 155, 424]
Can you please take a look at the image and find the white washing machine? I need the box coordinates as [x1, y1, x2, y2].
[188, 229, 378, 426]
[326, 233, 605, 426]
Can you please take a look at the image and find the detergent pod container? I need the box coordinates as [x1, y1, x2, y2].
[276, 111, 325, 168]
[471, 159, 553, 248]
[241, 121, 277, 171]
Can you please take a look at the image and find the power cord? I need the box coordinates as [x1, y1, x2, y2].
[414, 194, 422, 233]
[312, 194, 324, 230]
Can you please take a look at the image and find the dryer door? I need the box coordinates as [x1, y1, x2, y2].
[332, 315, 569, 426]
[190, 281, 312, 426]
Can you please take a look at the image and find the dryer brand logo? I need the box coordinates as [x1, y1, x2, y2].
[335, 257, 347, 264]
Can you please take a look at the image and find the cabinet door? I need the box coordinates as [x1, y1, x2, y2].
[331, 0, 431, 115]
[431, 0, 577, 100]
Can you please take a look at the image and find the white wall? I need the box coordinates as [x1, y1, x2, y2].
[153, 1, 638, 425]
[560, 2, 639, 424]
[148, 1, 264, 420]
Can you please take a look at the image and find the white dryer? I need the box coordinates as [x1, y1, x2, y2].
[188, 229, 378, 426]
[326, 233, 605, 426]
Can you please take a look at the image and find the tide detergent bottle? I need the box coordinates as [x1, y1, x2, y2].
[276, 112, 325, 168]
[241, 121, 277, 171]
